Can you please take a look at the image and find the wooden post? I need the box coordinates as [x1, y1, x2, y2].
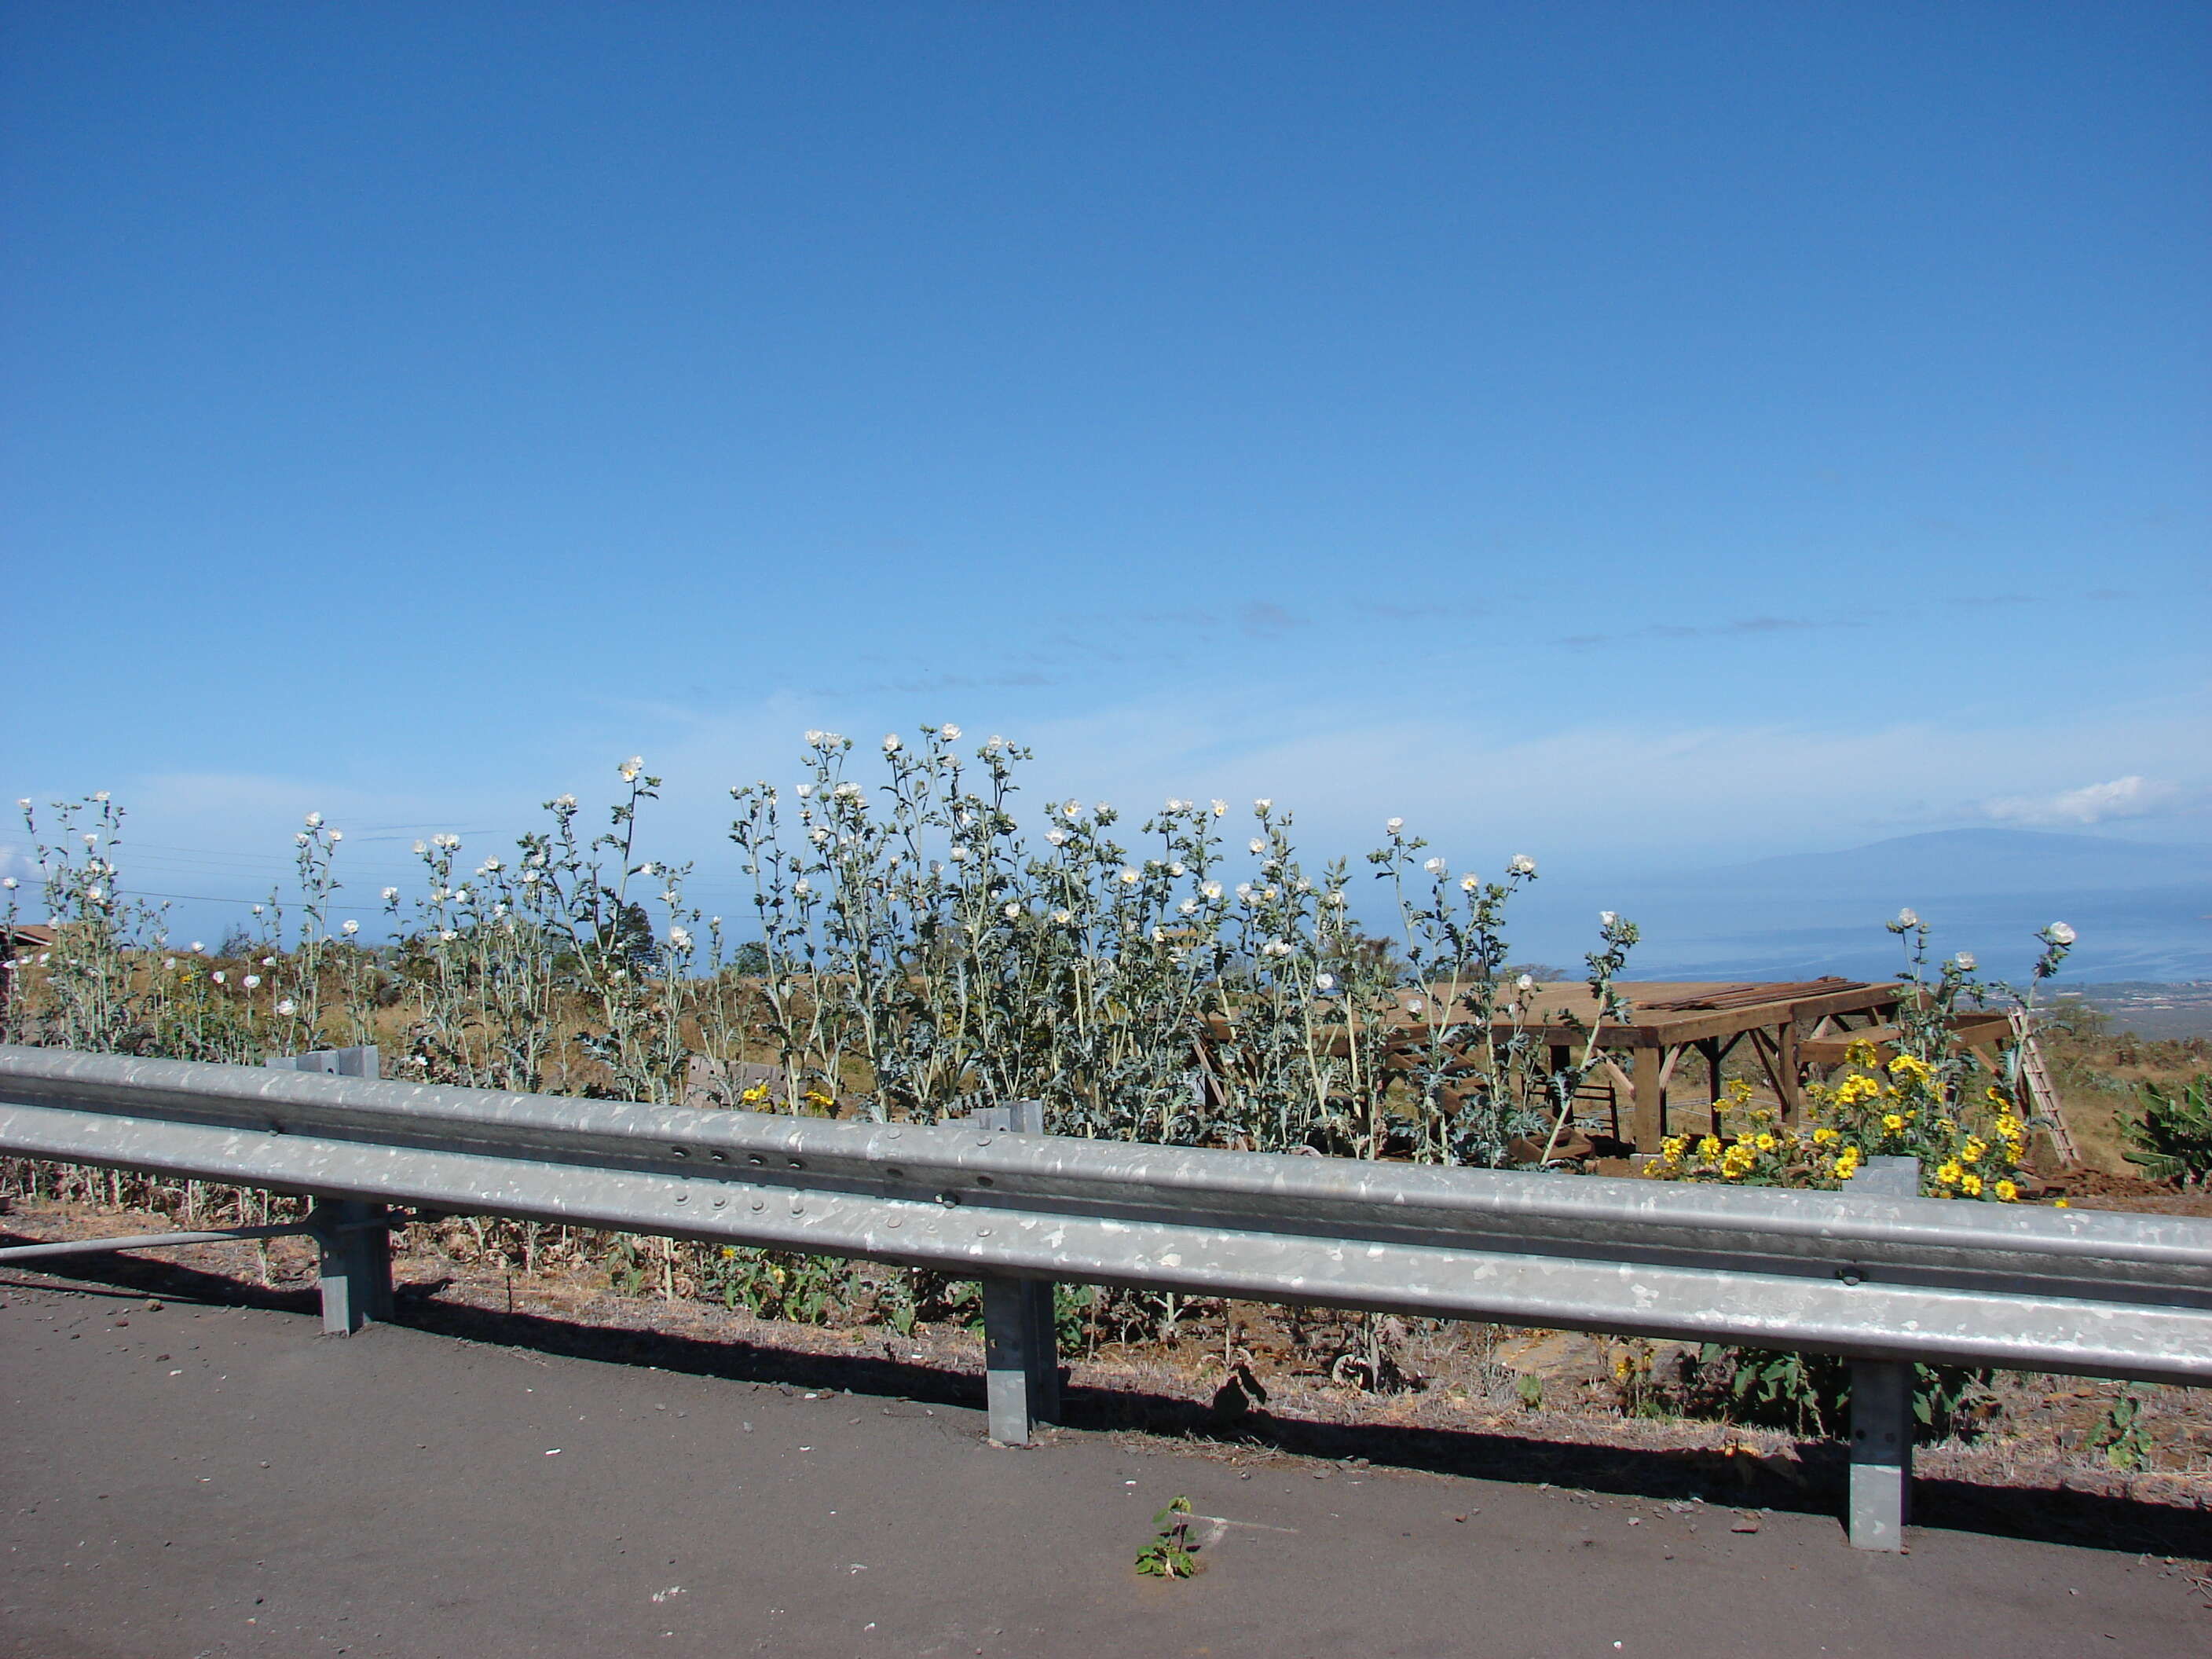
[1630, 1045, 1665, 1152]
[1776, 1020, 1801, 1122]
[1699, 1038, 1725, 1109]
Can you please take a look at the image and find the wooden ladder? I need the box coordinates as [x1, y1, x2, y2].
[2007, 1008, 2082, 1168]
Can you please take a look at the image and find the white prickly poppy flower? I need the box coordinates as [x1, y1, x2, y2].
[1509, 854, 1536, 875]
[1386, 817, 1404, 835]
[340, 919, 360, 936]
[620, 756, 644, 781]
[242, 974, 261, 989]
[939, 723, 961, 741]
[2047, 921, 2075, 945]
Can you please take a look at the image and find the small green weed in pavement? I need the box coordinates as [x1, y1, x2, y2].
[1134, 1495, 1199, 1579]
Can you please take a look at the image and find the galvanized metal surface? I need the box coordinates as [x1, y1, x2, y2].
[0, 1222, 320, 1263]
[4, 1042, 2210, 1389]
[1844, 1156, 1918, 1551]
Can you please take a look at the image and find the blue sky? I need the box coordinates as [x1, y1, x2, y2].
[2, 2, 2207, 956]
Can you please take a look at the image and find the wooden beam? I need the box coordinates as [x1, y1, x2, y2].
[1777, 1019, 1801, 1121]
[1698, 1037, 1726, 1108]
[1744, 1027, 1801, 1116]
[1631, 1046, 1665, 1151]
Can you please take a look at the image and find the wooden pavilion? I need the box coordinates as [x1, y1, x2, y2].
[1205, 976, 2034, 1153]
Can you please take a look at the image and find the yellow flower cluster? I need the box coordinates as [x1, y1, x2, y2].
[1642, 1042, 2034, 1203]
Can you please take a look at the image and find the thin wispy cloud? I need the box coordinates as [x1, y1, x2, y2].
[1237, 601, 1306, 639]
[1556, 615, 1848, 649]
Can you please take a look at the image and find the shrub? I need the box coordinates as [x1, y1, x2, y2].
[2121, 1075, 2212, 1188]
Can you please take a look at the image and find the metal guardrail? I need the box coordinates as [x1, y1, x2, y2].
[2, 1042, 2208, 1551]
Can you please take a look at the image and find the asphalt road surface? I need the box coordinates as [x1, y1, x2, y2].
[3, 1274, 2205, 1658]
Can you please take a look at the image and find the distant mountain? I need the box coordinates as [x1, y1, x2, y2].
[1507, 829, 2211, 983]
[1721, 829, 2206, 897]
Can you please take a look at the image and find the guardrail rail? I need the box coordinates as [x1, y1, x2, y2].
[2, 1042, 2207, 1551]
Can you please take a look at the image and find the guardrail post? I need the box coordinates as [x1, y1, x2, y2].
[1846, 1155, 1919, 1551]
[309, 1199, 394, 1334]
[270, 1047, 391, 1335]
[966, 1100, 1060, 1444]
[981, 1273, 1058, 1445]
